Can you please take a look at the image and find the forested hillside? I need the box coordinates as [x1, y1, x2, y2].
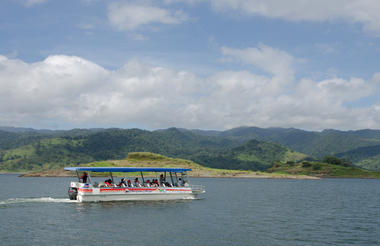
[0, 127, 305, 171]
[189, 127, 380, 170]
[1, 126, 380, 172]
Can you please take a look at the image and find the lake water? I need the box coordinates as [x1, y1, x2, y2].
[1, 174, 380, 245]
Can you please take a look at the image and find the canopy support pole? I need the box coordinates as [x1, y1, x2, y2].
[140, 171, 145, 184]
[169, 172, 174, 187]
[76, 170, 80, 182]
[110, 172, 114, 183]
[87, 172, 92, 184]
[174, 172, 179, 186]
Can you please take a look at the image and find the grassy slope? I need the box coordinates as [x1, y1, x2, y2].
[268, 161, 380, 178]
[357, 155, 380, 171]
[337, 145, 380, 170]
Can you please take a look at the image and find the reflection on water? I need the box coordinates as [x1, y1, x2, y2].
[74, 199, 194, 210]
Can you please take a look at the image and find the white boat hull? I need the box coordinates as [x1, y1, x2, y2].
[76, 186, 198, 202]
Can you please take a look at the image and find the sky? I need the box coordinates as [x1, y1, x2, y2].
[0, 0, 380, 131]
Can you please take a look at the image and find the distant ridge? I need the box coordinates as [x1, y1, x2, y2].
[0, 126, 51, 133]
[1, 126, 380, 171]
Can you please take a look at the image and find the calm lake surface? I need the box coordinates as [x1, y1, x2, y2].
[1, 174, 380, 246]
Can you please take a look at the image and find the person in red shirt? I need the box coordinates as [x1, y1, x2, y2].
[134, 178, 140, 187]
[104, 179, 113, 187]
[80, 172, 88, 183]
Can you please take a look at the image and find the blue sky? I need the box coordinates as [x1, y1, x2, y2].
[0, 0, 380, 130]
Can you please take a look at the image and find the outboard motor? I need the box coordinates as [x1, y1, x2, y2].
[68, 187, 78, 200]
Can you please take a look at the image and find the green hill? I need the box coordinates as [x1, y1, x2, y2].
[192, 127, 380, 170]
[192, 139, 307, 171]
[22, 152, 318, 179]
[1, 126, 380, 173]
[336, 145, 380, 170]
[215, 127, 380, 159]
[268, 160, 380, 178]
[24, 152, 379, 179]
[0, 128, 299, 172]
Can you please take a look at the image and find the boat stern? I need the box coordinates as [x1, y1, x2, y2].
[68, 182, 85, 200]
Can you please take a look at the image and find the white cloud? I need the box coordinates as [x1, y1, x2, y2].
[0, 44, 379, 130]
[206, 0, 380, 34]
[372, 73, 380, 84]
[222, 44, 294, 82]
[0, 55, 201, 128]
[23, 0, 47, 7]
[108, 1, 188, 31]
[158, 0, 380, 34]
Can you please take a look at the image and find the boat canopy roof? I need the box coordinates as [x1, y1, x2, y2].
[64, 167, 192, 173]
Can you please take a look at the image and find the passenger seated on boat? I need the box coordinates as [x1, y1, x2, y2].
[134, 178, 140, 187]
[118, 178, 127, 187]
[159, 174, 165, 185]
[150, 179, 158, 187]
[105, 179, 113, 187]
[145, 180, 151, 187]
[127, 179, 132, 187]
[165, 181, 172, 187]
[178, 178, 183, 187]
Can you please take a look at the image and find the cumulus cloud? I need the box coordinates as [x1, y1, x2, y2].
[222, 44, 294, 83]
[202, 0, 380, 34]
[108, 1, 188, 31]
[0, 55, 201, 128]
[105, 0, 380, 34]
[0, 44, 379, 130]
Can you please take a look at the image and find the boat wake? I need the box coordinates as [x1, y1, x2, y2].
[0, 197, 77, 205]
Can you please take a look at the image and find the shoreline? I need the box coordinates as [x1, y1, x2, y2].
[5, 169, 379, 179]
[17, 171, 320, 180]
[15, 172, 380, 179]
[0, 172, 25, 175]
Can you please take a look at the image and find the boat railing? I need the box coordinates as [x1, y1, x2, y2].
[190, 184, 206, 193]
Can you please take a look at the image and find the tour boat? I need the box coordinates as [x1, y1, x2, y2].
[64, 167, 205, 202]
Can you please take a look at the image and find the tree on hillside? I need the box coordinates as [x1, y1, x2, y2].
[322, 155, 351, 167]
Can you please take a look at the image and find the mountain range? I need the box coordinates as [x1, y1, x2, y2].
[1, 126, 380, 172]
